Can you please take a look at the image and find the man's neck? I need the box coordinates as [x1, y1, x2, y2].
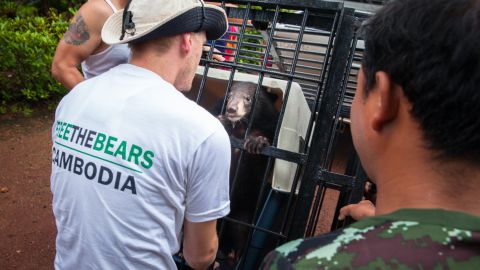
[374, 158, 480, 217]
[130, 54, 180, 88]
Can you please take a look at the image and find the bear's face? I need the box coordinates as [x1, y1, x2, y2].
[224, 83, 256, 123]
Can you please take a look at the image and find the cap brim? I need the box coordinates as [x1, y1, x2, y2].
[102, 4, 228, 45]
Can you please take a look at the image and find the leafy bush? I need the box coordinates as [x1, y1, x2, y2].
[0, 9, 69, 114]
[0, 0, 83, 16]
[0, 1, 18, 17]
[238, 27, 264, 66]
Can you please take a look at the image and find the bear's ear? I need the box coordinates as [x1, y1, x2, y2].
[262, 86, 279, 102]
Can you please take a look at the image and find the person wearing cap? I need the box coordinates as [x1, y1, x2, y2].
[50, 1, 231, 269]
[51, 0, 131, 90]
[261, 0, 480, 269]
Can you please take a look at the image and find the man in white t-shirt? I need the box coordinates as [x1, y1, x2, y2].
[50, 1, 231, 269]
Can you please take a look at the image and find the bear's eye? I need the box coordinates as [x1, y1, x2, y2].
[245, 97, 251, 102]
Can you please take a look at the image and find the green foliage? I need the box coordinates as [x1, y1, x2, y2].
[1, 1, 40, 18]
[238, 28, 264, 66]
[238, 4, 298, 13]
[0, 1, 80, 20]
[0, 1, 18, 17]
[0, 9, 69, 114]
[19, 0, 82, 16]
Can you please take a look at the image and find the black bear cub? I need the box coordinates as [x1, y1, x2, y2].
[214, 81, 279, 153]
[213, 81, 279, 266]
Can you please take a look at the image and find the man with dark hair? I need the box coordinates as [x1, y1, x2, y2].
[50, 1, 231, 269]
[261, 0, 480, 268]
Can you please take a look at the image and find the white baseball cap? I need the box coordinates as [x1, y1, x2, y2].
[102, 0, 228, 44]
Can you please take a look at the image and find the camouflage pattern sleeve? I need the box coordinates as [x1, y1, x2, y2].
[260, 231, 343, 270]
[260, 209, 480, 270]
[260, 250, 294, 270]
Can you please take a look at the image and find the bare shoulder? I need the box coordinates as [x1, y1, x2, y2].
[83, 0, 118, 15]
[63, 0, 115, 45]
[77, 0, 116, 27]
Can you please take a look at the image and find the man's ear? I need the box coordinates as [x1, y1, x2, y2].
[371, 71, 400, 132]
[179, 33, 193, 55]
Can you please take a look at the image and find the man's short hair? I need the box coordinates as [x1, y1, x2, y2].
[360, 0, 480, 163]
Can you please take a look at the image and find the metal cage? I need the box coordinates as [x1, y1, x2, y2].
[176, 1, 379, 269]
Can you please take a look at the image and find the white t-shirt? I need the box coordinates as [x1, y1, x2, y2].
[50, 64, 231, 270]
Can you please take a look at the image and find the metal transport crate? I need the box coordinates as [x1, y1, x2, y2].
[176, 1, 381, 269]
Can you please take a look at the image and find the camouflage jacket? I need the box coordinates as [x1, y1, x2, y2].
[260, 209, 480, 269]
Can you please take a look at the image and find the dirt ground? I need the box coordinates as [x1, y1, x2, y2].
[0, 108, 56, 270]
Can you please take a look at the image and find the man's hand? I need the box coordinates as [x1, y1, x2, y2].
[338, 200, 375, 221]
[203, 46, 226, 62]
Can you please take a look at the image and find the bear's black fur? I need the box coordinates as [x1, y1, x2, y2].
[212, 81, 279, 153]
[212, 81, 279, 265]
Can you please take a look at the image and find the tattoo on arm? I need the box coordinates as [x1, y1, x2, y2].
[64, 13, 90, 45]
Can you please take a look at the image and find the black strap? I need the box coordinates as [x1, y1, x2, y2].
[120, 0, 135, 40]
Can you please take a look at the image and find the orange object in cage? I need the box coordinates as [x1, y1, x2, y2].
[224, 26, 238, 61]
